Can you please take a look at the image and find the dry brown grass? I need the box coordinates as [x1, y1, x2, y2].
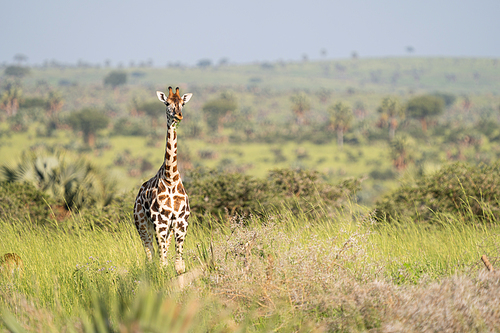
[197, 215, 500, 332]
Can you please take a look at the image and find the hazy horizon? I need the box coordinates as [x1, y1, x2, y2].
[2, 0, 499, 67]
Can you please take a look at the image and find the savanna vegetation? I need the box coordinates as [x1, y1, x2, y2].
[1, 57, 500, 331]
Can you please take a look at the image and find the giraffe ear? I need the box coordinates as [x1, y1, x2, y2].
[182, 93, 193, 104]
[157, 91, 167, 103]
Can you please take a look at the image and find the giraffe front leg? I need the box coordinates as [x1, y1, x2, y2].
[173, 218, 189, 275]
[174, 240, 185, 274]
[158, 230, 173, 267]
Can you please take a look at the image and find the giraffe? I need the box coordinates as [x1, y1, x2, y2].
[133, 86, 193, 274]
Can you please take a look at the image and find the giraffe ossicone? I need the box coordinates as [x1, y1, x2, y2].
[133, 86, 192, 274]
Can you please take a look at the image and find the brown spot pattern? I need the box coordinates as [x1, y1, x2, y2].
[173, 195, 183, 211]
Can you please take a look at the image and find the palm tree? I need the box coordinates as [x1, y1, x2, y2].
[328, 102, 353, 148]
[290, 92, 311, 125]
[0, 82, 22, 117]
[390, 135, 413, 171]
[46, 91, 64, 116]
[377, 97, 404, 141]
[1, 149, 116, 210]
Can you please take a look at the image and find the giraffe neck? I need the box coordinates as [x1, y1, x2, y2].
[162, 125, 180, 185]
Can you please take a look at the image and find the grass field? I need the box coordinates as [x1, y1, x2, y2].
[1, 205, 499, 332]
[2, 57, 500, 331]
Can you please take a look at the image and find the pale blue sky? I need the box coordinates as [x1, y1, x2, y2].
[1, 0, 499, 66]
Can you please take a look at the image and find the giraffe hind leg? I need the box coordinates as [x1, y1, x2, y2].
[134, 209, 155, 261]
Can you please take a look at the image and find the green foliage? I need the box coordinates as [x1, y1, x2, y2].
[431, 92, 456, 107]
[0, 181, 52, 223]
[103, 70, 127, 88]
[185, 167, 362, 218]
[136, 101, 162, 118]
[377, 97, 404, 140]
[112, 117, 148, 136]
[390, 134, 415, 170]
[328, 101, 353, 131]
[406, 95, 444, 119]
[268, 168, 361, 207]
[185, 168, 268, 217]
[1, 149, 117, 212]
[202, 92, 237, 132]
[19, 97, 46, 109]
[67, 108, 109, 146]
[4, 66, 30, 78]
[405, 95, 445, 131]
[290, 92, 311, 124]
[0, 81, 22, 117]
[375, 162, 500, 223]
[328, 101, 353, 146]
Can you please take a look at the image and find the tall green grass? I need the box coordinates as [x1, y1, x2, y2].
[1, 204, 499, 331]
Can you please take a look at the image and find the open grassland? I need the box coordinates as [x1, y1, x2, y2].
[2, 57, 500, 203]
[1, 206, 500, 332]
[23, 58, 500, 94]
[0, 122, 400, 197]
[2, 57, 500, 331]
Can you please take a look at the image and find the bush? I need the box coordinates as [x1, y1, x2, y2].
[185, 168, 269, 217]
[4, 66, 30, 78]
[268, 168, 362, 212]
[104, 71, 127, 88]
[112, 117, 148, 136]
[184, 168, 362, 218]
[375, 162, 500, 223]
[1, 149, 117, 211]
[0, 181, 53, 223]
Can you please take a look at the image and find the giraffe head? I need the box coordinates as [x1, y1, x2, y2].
[156, 87, 193, 125]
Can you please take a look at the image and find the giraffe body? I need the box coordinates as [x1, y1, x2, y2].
[133, 87, 192, 274]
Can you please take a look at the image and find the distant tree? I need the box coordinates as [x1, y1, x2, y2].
[104, 71, 127, 88]
[316, 88, 332, 104]
[202, 92, 237, 134]
[46, 91, 64, 116]
[290, 92, 311, 125]
[4, 66, 30, 78]
[406, 95, 444, 132]
[328, 102, 353, 148]
[390, 135, 414, 171]
[13, 53, 28, 65]
[218, 58, 229, 66]
[134, 100, 163, 130]
[0, 82, 22, 117]
[197, 59, 212, 68]
[377, 97, 404, 141]
[19, 97, 46, 109]
[431, 92, 456, 108]
[67, 108, 109, 147]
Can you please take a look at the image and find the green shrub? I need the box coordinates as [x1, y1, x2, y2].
[268, 168, 362, 212]
[4, 65, 30, 78]
[112, 117, 148, 136]
[0, 181, 53, 223]
[1, 149, 117, 211]
[185, 168, 269, 217]
[184, 168, 362, 218]
[375, 162, 500, 223]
